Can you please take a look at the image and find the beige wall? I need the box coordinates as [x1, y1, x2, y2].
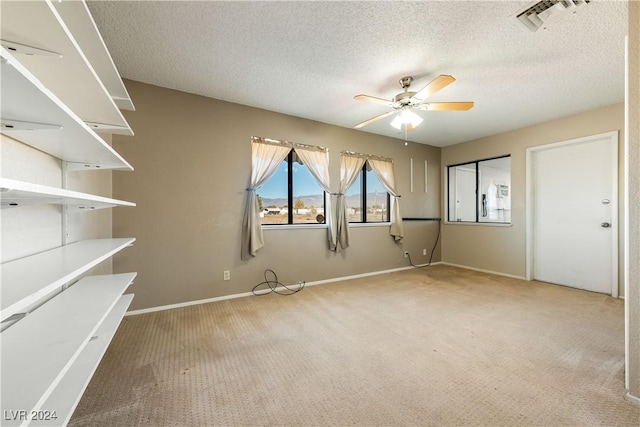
[112, 80, 441, 311]
[441, 104, 625, 292]
[626, 0, 640, 403]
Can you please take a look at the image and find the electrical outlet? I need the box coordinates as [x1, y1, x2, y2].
[404, 251, 409, 258]
[223, 270, 230, 281]
[423, 249, 427, 256]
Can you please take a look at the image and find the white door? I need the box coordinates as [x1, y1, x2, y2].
[455, 168, 476, 221]
[529, 132, 617, 295]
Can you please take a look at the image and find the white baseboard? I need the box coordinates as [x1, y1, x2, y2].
[125, 291, 257, 316]
[441, 262, 526, 280]
[625, 391, 640, 407]
[125, 262, 443, 316]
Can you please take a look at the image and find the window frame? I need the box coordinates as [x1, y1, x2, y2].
[348, 163, 391, 224]
[260, 150, 326, 226]
[446, 154, 511, 225]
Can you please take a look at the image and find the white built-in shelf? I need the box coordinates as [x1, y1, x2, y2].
[31, 294, 133, 427]
[0, 0, 133, 135]
[1, 273, 136, 427]
[51, 0, 135, 112]
[0, 178, 136, 211]
[0, 48, 133, 171]
[1, 238, 136, 323]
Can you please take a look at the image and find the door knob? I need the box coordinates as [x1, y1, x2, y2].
[601, 222, 611, 228]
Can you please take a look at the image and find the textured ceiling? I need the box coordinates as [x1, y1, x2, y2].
[87, 0, 628, 147]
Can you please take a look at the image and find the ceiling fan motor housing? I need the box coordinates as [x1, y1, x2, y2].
[393, 76, 422, 108]
[393, 92, 418, 108]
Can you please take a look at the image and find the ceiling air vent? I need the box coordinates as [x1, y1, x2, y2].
[515, 0, 590, 32]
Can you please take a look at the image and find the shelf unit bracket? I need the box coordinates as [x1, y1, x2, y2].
[62, 163, 70, 245]
[84, 121, 131, 133]
[0, 39, 62, 57]
[1, 118, 63, 131]
[1, 312, 27, 323]
[0, 312, 27, 333]
[64, 161, 105, 172]
[67, 204, 114, 214]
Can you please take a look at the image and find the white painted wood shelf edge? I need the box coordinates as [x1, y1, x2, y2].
[0, 0, 133, 135]
[30, 294, 134, 427]
[0, 47, 133, 171]
[0, 238, 136, 323]
[0, 178, 136, 211]
[51, 0, 135, 112]
[0, 273, 136, 427]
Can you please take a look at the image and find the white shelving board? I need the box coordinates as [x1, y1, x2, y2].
[1, 273, 136, 427]
[31, 294, 134, 427]
[1, 238, 136, 323]
[51, 0, 135, 112]
[0, 0, 133, 135]
[0, 48, 133, 171]
[0, 178, 136, 211]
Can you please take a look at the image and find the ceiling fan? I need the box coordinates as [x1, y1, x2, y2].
[353, 75, 474, 131]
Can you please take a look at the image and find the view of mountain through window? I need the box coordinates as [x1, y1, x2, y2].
[346, 167, 389, 223]
[257, 155, 325, 225]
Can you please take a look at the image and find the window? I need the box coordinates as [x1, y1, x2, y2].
[257, 151, 326, 225]
[346, 164, 390, 223]
[447, 155, 511, 224]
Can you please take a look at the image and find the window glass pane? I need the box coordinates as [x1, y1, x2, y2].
[478, 157, 511, 223]
[448, 164, 477, 222]
[365, 169, 389, 222]
[257, 159, 288, 225]
[292, 161, 325, 224]
[346, 173, 363, 222]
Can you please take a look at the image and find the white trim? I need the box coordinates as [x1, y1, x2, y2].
[262, 224, 327, 230]
[441, 262, 526, 280]
[126, 291, 257, 316]
[262, 222, 391, 231]
[410, 158, 414, 193]
[623, 34, 630, 394]
[625, 391, 640, 407]
[348, 222, 391, 228]
[525, 130, 619, 297]
[443, 221, 512, 227]
[525, 148, 533, 281]
[424, 160, 428, 193]
[125, 263, 443, 316]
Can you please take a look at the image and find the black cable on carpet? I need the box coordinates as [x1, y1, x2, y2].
[252, 269, 305, 296]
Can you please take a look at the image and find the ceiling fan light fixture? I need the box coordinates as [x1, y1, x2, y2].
[390, 109, 423, 130]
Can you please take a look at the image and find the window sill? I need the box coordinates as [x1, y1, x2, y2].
[444, 221, 512, 227]
[348, 222, 391, 228]
[261, 222, 391, 230]
[262, 224, 327, 230]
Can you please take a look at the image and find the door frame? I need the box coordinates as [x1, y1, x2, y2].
[525, 130, 619, 297]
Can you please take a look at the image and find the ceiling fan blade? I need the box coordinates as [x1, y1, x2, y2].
[354, 110, 396, 129]
[421, 102, 474, 111]
[413, 75, 456, 101]
[353, 94, 393, 106]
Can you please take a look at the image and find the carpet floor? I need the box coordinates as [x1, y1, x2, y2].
[69, 265, 640, 426]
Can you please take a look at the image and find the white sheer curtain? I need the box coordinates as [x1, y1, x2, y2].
[335, 154, 366, 251]
[292, 143, 335, 250]
[368, 157, 404, 241]
[241, 139, 291, 260]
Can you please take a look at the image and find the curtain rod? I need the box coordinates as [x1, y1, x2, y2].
[252, 136, 326, 152]
[340, 150, 393, 163]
